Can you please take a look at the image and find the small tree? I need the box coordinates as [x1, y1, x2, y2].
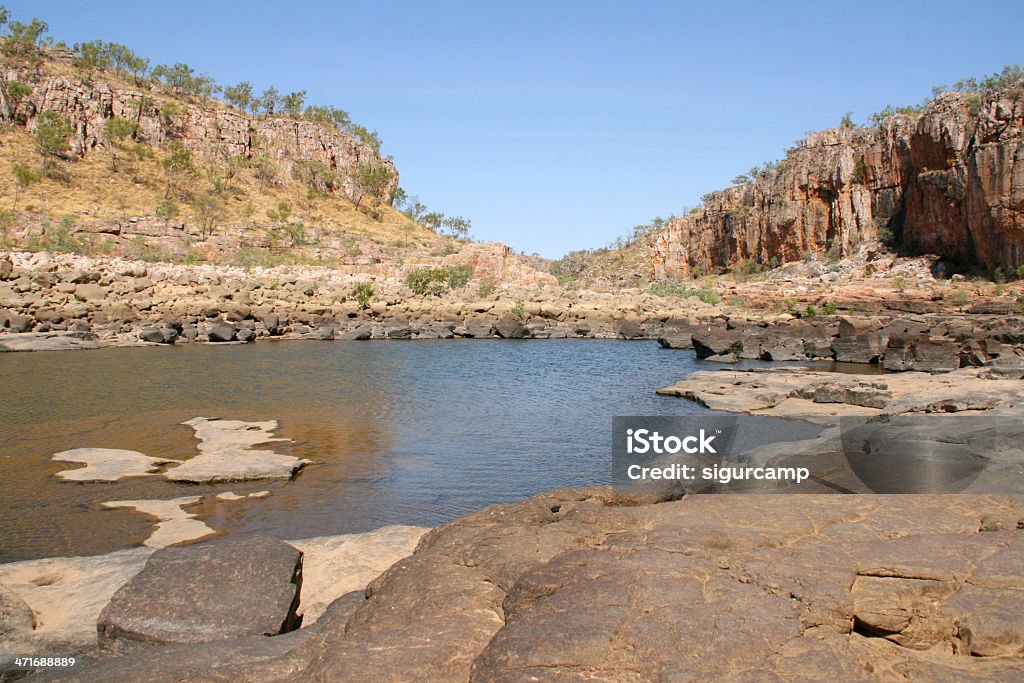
[104, 116, 137, 171]
[35, 111, 74, 177]
[155, 197, 179, 228]
[354, 282, 374, 309]
[12, 162, 40, 210]
[223, 81, 254, 112]
[191, 191, 225, 240]
[840, 111, 855, 129]
[442, 215, 471, 240]
[282, 90, 306, 117]
[2, 80, 32, 122]
[2, 17, 48, 73]
[352, 161, 394, 211]
[160, 142, 195, 198]
[259, 86, 281, 117]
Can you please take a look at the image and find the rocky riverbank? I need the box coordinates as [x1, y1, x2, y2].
[8, 488, 1022, 682]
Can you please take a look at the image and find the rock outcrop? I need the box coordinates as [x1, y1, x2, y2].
[2, 73, 397, 203]
[28, 489, 1024, 682]
[653, 88, 1024, 277]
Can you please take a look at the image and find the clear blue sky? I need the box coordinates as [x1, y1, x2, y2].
[7, 1, 1024, 257]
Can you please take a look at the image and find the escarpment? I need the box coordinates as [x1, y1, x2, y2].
[0, 71, 398, 203]
[653, 88, 1024, 277]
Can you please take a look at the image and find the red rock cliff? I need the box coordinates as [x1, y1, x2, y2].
[653, 88, 1024, 278]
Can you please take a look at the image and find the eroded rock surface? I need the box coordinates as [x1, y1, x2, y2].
[38, 489, 1024, 682]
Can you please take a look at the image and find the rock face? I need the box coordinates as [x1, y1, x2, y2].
[653, 88, 1024, 276]
[48, 489, 1024, 682]
[8, 76, 397, 204]
[97, 536, 302, 651]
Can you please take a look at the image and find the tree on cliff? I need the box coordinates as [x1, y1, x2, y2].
[223, 81, 254, 113]
[259, 87, 281, 117]
[160, 142, 195, 198]
[1, 15, 49, 73]
[353, 161, 394, 211]
[442, 216, 471, 240]
[283, 91, 306, 117]
[34, 111, 74, 177]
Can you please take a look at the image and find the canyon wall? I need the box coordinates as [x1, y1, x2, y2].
[653, 88, 1024, 277]
[0, 71, 398, 203]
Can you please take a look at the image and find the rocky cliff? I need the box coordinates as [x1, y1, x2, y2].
[0, 70, 398, 203]
[653, 87, 1024, 278]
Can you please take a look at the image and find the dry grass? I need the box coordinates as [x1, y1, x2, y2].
[1, 126, 439, 251]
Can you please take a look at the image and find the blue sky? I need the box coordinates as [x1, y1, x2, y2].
[7, 1, 1024, 257]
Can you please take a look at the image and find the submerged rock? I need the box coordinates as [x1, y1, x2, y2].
[165, 418, 310, 483]
[101, 496, 215, 549]
[53, 448, 182, 482]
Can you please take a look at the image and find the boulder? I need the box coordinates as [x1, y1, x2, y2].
[0, 257, 12, 281]
[97, 536, 302, 651]
[657, 335, 691, 350]
[206, 322, 237, 343]
[760, 334, 806, 361]
[338, 325, 372, 341]
[495, 316, 531, 339]
[691, 328, 742, 361]
[884, 335, 960, 373]
[73, 283, 106, 302]
[236, 327, 256, 343]
[261, 313, 281, 336]
[614, 318, 645, 340]
[832, 332, 887, 364]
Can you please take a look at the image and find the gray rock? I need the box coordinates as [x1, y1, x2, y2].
[73, 283, 106, 302]
[262, 313, 281, 336]
[308, 326, 335, 341]
[385, 325, 413, 340]
[657, 335, 692, 350]
[884, 335, 960, 373]
[760, 334, 806, 361]
[691, 328, 742, 359]
[206, 322, 237, 343]
[0, 583, 35, 640]
[236, 327, 256, 343]
[7, 314, 33, 332]
[0, 257, 13, 281]
[139, 327, 168, 344]
[97, 536, 302, 651]
[832, 332, 886, 364]
[495, 316, 531, 339]
[614, 318, 645, 340]
[338, 325, 372, 341]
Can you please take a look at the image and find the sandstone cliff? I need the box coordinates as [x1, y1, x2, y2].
[653, 87, 1024, 278]
[0, 71, 398, 203]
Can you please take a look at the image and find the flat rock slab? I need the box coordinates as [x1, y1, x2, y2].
[287, 525, 427, 624]
[98, 535, 302, 649]
[0, 333, 100, 352]
[164, 418, 310, 483]
[53, 448, 182, 482]
[658, 366, 1024, 424]
[0, 548, 154, 655]
[101, 496, 214, 549]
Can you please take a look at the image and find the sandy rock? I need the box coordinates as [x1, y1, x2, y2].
[101, 496, 215, 549]
[286, 525, 428, 625]
[164, 418, 309, 483]
[52, 448, 183, 482]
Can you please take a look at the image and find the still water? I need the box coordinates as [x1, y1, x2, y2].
[0, 340, 713, 562]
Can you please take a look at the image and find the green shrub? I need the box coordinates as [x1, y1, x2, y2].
[477, 277, 495, 297]
[405, 267, 450, 296]
[783, 296, 799, 313]
[354, 282, 374, 309]
[821, 302, 838, 315]
[511, 299, 525, 319]
[447, 264, 472, 289]
[803, 305, 818, 318]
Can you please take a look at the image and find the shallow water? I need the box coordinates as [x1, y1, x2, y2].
[0, 339, 731, 562]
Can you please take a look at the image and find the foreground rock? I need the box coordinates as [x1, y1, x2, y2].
[35, 489, 1024, 682]
[0, 525, 426, 664]
[165, 418, 310, 483]
[286, 525, 427, 625]
[0, 548, 154, 656]
[97, 536, 302, 652]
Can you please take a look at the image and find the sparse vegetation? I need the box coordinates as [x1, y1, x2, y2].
[354, 282, 374, 309]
